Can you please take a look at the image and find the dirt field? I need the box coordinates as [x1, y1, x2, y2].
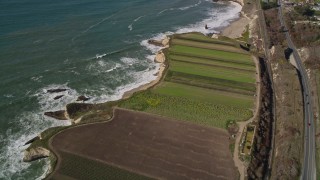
[48, 108, 237, 180]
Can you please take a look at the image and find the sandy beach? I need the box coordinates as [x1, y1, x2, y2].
[221, 14, 250, 38]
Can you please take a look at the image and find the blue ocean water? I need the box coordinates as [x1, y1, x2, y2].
[0, 0, 241, 179]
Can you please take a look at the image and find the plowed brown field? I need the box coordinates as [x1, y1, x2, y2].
[49, 108, 237, 180]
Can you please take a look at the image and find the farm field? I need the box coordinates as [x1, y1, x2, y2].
[48, 109, 237, 180]
[120, 33, 256, 128]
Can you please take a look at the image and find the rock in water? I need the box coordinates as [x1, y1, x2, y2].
[47, 88, 67, 93]
[53, 95, 64, 100]
[23, 147, 50, 162]
[44, 110, 68, 120]
[77, 95, 90, 102]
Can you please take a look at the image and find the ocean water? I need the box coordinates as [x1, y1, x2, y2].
[0, 0, 241, 179]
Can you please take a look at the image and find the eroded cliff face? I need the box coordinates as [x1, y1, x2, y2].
[23, 147, 50, 162]
[247, 57, 273, 179]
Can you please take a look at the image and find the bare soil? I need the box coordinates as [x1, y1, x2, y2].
[49, 108, 237, 180]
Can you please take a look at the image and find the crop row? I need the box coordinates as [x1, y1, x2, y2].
[170, 54, 255, 71]
[171, 38, 247, 54]
[174, 33, 236, 47]
[169, 61, 255, 84]
[119, 91, 253, 129]
[58, 151, 149, 180]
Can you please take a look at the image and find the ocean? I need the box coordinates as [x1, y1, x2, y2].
[0, 0, 241, 179]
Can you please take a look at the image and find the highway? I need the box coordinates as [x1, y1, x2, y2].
[277, 1, 317, 179]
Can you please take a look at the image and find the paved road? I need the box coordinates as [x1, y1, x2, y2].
[277, 2, 316, 179]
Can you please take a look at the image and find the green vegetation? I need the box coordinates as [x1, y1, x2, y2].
[120, 33, 256, 129]
[294, 5, 315, 17]
[261, 1, 278, 10]
[242, 125, 255, 155]
[154, 82, 253, 108]
[56, 151, 150, 180]
[170, 54, 255, 71]
[170, 61, 255, 83]
[174, 33, 236, 46]
[171, 39, 246, 54]
[170, 45, 253, 65]
[27, 126, 67, 151]
[119, 91, 252, 128]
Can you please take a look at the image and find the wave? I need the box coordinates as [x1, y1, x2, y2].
[0, 84, 73, 179]
[72, 12, 118, 42]
[175, 2, 241, 34]
[158, 0, 202, 15]
[179, 0, 202, 10]
[96, 53, 107, 59]
[128, 15, 145, 31]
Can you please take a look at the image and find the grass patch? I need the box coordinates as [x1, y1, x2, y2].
[171, 39, 247, 54]
[242, 125, 255, 155]
[170, 54, 255, 71]
[166, 71, 255, 95]
[170, 61, 255, 83]
[174, 33, 236, 46]
[170, 45, 253, 65]
[119, 90, 252, 129]
[56, 151, 150, 180]
[153, 82, 253, 108]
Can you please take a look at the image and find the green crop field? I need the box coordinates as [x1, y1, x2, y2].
[170, 45, 254, 65]
[175, 33, 236, 46]
[170, 55, 255, 71]
[153, 82, 253, 108]
[166, 71, 255, 95]
[119, 90, 252, 128]
[120, 33, 256, 129]
[171, 39, 246, 54]
[170, 61, 255, 83]
[54, 151, 150, 180]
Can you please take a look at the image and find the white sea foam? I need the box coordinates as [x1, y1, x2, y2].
[31, 76, 43, 83]
[142, 1, 241, 52]
[0, 84, 73, 179]
[3, 94, 14, 98]
[96, 53, 107, 59]
[176, 2, 241, 34]
[128, 15, 145, 31]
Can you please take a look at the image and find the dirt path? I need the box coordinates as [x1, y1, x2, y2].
[233, 55, 261, 180]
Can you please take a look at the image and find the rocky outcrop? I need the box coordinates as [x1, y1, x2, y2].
[53, 95, 64, 100]
[23, 147, 50, 162]
[44, 110, 68, 120]
[148, 39, 163, 46]
[154, 51, 165, 63]
[161, 36, 170, 47]
[47, 88, 67, 93]
[66, 103, 94, 119]
[24, 136, 40, 146]
[148, 36, 170, 47]
[76, 95, 90, 102]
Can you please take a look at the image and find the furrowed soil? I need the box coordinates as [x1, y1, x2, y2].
[48, 108, 237, 180]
